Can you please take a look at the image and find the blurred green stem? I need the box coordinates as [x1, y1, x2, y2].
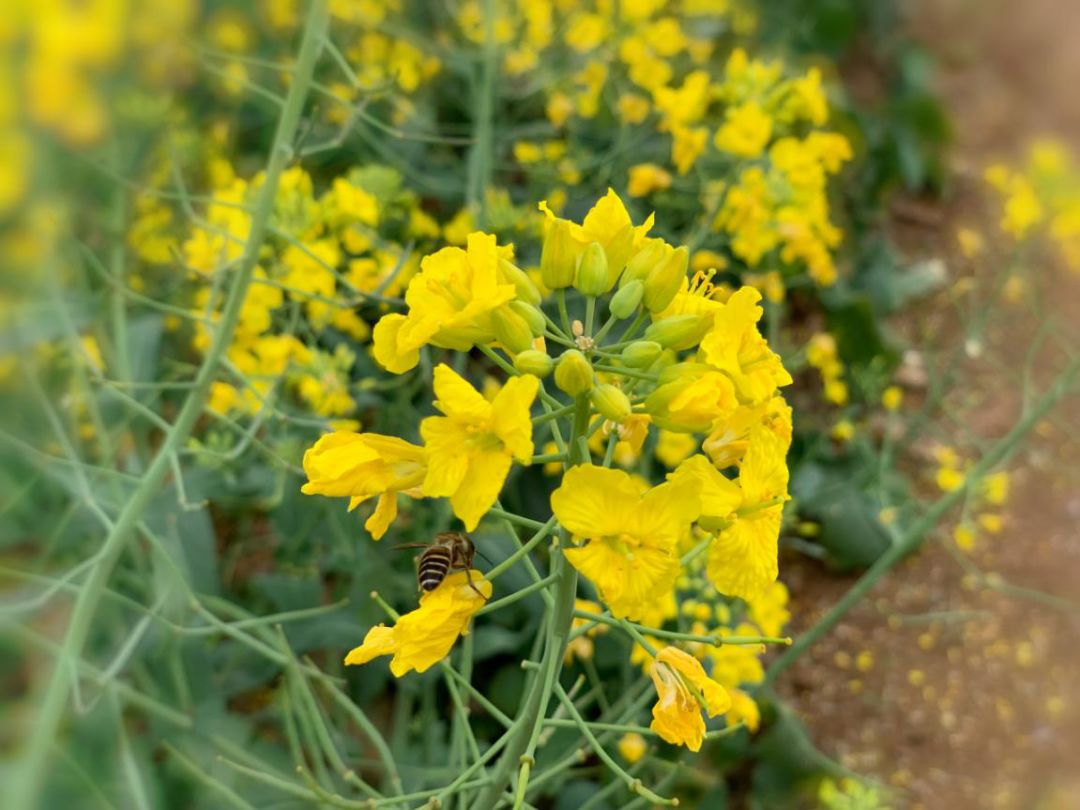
[7, 4, 329, 807]
[465, 0, 497, 222]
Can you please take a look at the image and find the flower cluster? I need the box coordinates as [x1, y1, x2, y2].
[471, 1, 854, 290]
[302, 189, 793, 750]
[984, 139, 1080, 271]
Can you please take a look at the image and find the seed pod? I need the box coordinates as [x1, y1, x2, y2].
[540, 219, 575, 289]
[554, 349, 593, 396]
[591, 384, 632, 423]
[609, 279, 644, 319]
[509, 300, 546, 337]
[499, 258, 542, 305]
[643, 245, 688, 313]
[643, 314, 703, 348]
[514, 349, 554, 378]
[574, 242, 611, 296]
[492, 307, 534, 354]
[620, 340, 663, 368]
[621, 239, 668, 287]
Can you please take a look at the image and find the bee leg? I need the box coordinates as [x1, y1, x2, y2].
[461, 565, 487, 601]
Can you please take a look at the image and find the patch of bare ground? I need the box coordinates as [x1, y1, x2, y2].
[774, 1, 1080, 807]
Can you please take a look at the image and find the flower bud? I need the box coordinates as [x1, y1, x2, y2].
[509, 300, 546, 337]
[643, 245, 688, 313]
[554, 349, 593, 396]
[620, 340, 662, 368]
[609, 279, 644, 319]
[492, 307, 534, 354]
[499, 258, 541, 305]
[621, 239, 668, 287]
[540, 219, 576, 289]
[591, 384, 632, 423]
[643, 314, 705, 348]
[514, 349, 554, 378]
[574, 242, 611, 296]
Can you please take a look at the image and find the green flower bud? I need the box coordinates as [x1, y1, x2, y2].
[514, 349, 554, 378]
[540, 219, 575, 289]
[554, 349, 593, 396]
[620, 340, 663, 368]
[621, 239, 668, 287]
[591, 384, 632, 423]
[609, 279, 644, 319]
[643, 314, 704, 348]
[574, 241, 611, 296]
[492, 307, 534, 354]
[509, 300, 546, 337]
[643, 245, 688, 313]
[499, 258, 541, 305]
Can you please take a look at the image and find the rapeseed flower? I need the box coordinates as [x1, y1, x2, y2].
[706, 423, 790, 601]
[551, 465, 699, 620]
[301, 432, 426, 539]
[373, 233, 517, 373]
[346, 571, 491, 676]
[420, 364, 538, 530]
[649, 646, 731, 751]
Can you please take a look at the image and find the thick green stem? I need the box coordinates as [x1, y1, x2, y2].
[6, 5, 329, 808]
[469, 397, 590, 810]
[762, 353, 1080, 687]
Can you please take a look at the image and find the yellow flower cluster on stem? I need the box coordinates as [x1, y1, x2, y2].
[299, 188, 794, 809]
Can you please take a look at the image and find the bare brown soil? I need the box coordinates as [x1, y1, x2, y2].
[774, 1, 1080, 807]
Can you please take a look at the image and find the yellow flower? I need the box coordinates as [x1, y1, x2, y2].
[552, 465, 699, 620]
[671, 125, 708, 175]
[714, 101, 773, 158]
[420, 365, 538, 530]
[538, 188, 654, 286]
[725, 688, 761, 732]
[881, 385, 903, 411]
[301, 432, 426, 539]
[648, 646, 731, 751]
[645, 363, 739, 434]
[627, 163, 673, 198]
[655, 429, 698, 468]
[706, 423, 790, 601]
[979, 471, 1009, 505]
[699, 287, 792, 404]
[345, 571, 491, 676]
[669, 454, 741, 531]
[565, 598, 608, 662]
[372, 232, 517, 373]
[617, 732, 647, 763]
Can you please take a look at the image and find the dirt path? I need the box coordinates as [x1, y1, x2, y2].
[774, 2, 1080, 807]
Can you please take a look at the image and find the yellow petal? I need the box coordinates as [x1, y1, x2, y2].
[706, 509, 781, 601]
[550, 465, 642, 538]
[344, 624, 396, 666]
[432, 364, 492, 420]
[372, 313, 420, 374]
[364, 492, 398, 540]
[669, 455, 741, 519]
[491, 374, 539, 461]
[564, 539, 680, 621]
[420, 416, 470, 497]
[451, 450, 512, 531]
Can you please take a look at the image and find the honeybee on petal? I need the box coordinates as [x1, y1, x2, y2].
[397, 532, 486, 599]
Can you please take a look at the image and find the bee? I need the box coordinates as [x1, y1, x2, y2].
[396, 532, 486, 599]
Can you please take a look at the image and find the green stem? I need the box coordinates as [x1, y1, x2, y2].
[6, 6, 329, 808]
[762, 352, 1080, 687]
[465, 0, 497, 220]
[470, 397, 589, 810]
